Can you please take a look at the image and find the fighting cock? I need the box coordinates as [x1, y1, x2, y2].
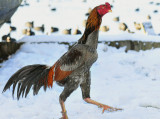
[3, 2, 121, 119]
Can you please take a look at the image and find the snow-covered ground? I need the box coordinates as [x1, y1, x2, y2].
[0, 41, 160, 119]
[1, 0, 160, 119]
[19, 33, 160, 43]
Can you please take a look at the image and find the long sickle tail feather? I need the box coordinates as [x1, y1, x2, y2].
[2, 64, 54, 100]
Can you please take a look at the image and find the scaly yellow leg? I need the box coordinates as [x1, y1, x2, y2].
[84, 98, 122, 113]
[59, 98, 68, 119]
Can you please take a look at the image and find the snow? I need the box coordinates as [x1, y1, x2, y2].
[1, 41, 160, 119]
[19, 33, 160, 43]
[1, 0, 160, 119]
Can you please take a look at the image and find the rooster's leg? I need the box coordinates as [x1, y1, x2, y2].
[84, 98, 122, 113]
[59, 98, 68, 119]
[59, 77, 80, 119]
[80, 71, 122, 113]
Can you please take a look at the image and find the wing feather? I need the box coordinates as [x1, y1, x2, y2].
[48, 47, 85, 82]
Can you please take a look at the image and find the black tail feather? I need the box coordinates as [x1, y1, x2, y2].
[17, 66, 46, 98]
[2, 64, 51, 99]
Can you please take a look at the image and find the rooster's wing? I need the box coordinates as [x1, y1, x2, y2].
[48, 46, 85, 82]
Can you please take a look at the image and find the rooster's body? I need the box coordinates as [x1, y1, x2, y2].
[3, 2, 121, 119]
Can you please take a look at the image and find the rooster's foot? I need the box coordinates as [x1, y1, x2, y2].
[60, 111, 68, 119]
[100, 104, 123, 113]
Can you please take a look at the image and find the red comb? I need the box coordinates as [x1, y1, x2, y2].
[105, 2, 111, 7]
[97, 2, 112, 16]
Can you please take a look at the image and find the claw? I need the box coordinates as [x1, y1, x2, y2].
[59, 115, 68, 119]
[60, 111, 68, 119]
[101, 105, 123, 113]
[84, 98, 122, 114]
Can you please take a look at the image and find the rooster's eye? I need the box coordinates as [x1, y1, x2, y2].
[102, 7, 104, 9]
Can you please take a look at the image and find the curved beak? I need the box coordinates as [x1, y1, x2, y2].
[108, 10, 112, 12]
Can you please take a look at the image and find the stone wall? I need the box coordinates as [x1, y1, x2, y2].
[103, 40, 160, 52]
[0, 42, 23, 63]
[1, 40, 160, 63]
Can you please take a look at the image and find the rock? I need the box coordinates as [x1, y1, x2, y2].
[6, 20, 11, 24]
[149, 1, 154, 4]
[156, 3, 160, 6]
[85, 8, 92, 16]
[24, 3, 29, 6]
[51, 8, 56, 11]
[88, 8, 92, 13]
[22, 29, 27, 35]
[73, 29, 81, 35]
[100, 26, 109, 32]
[82, 0, 87, 2]
[51, 27, 59, 33]
[119, 23, 128, 31]
[83, 20, 87, 27]
[134, 22, 141, 30]
[147, 15, 151, 20]
[23, 0, 29, 6]
[113, 16, 120, 22]
[25, 29, 35, 36]
[2, 34, 9, 41]
[127, 29, 135, 34]
[111, 5, 114, 8]
[141, 22, 155, 35]
[85, 13, 90, 16]
[22, 28, 35, 36]
[20, 2, 29, 7]
[153, 10, 158, 13]
[9, 26, 16, 32]
[25, 21, 34, 28]
[6, 37, 16, 42]
[2, 34, 16, 42]
[135, 8, 140, 12]
[62, 29, 71, 35]
[20, 4, 24, 7]
[34, 24, 45, 32]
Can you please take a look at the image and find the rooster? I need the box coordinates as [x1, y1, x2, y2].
[3, 2, 121, 119]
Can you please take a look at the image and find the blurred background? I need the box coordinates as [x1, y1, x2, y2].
[0, 0, 160, 42]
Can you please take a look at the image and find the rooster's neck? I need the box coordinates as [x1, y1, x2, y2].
[78, 8, 102, 49]
[85, 30, 99, 49]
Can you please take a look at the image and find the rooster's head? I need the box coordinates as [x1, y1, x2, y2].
[97, 2, 112, 17]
